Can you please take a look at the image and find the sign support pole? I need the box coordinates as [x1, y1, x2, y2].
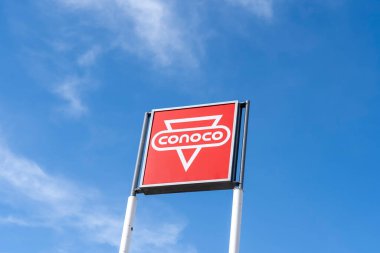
[119, 196, 137, 253]
[229, 188, 244, 253]
[119, 112, 150, 253]
[229, 101, 250, 253]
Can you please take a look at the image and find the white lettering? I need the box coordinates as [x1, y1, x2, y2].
[151, 121, 231, 152]
[179, 134, 190, 143]
[168, 135, 179, 144]
[212, 131, 223, 141]
[158, 136, 168, 145]
[190, 133, 201, 143]
[202, 132, 212, 141]
[158, 131, 225, 146]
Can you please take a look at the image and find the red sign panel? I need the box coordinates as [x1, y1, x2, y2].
[140, 101, 239, 194]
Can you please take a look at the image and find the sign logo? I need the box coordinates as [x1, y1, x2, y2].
[151, 115, 231, 171]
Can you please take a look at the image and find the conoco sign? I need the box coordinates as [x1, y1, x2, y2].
[119, 101, 249, 253]
[139, 101, 239, 194]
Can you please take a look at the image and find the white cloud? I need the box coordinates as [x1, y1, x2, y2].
[55, 0, 198, 67]
[77, 45, 102, 67]
[53, 0, 274, 69]
[38, 0, 274, 118]
[132, 220, 197, 253]
[57, 0, 104, 9]
[39, 0, 199, 118]
[54, 77, 88, 118]
[0, 216, 32, 226]
[119, 0, 196, 66]
[0, 142, 195, 251]
[226, 0, 273, 19]
[0, 143, 98, 225]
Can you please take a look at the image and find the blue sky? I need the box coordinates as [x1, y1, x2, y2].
[0, 0, 379, 252]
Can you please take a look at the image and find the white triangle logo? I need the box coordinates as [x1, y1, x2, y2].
[164, 115, 222, 172]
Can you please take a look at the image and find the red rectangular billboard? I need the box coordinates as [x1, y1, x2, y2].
[139, 101, 240, 194]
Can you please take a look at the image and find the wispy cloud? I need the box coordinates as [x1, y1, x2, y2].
[24, 0, 274, 118]
[53, 0, 274, 68]
[0, 216, 32, 226]
[0, 142, 195, 251]
[54, 77, 88, 118]
[120, 0, 197, 66]
[0, 143, 106, 236]
[77, 45, 102, 67]
[55, 0, 198, 67]
[132, 219, 197, 253]
[34, 0, 200, 118]
[226, 0, 273, 19]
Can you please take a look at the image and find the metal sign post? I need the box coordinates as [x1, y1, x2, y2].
[229, 101, 250, 253]
[119, 196, 137, 253]
[119, 101, 250, 253]
[229, 188, 244, 253]
[119, 112, 150, 253]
